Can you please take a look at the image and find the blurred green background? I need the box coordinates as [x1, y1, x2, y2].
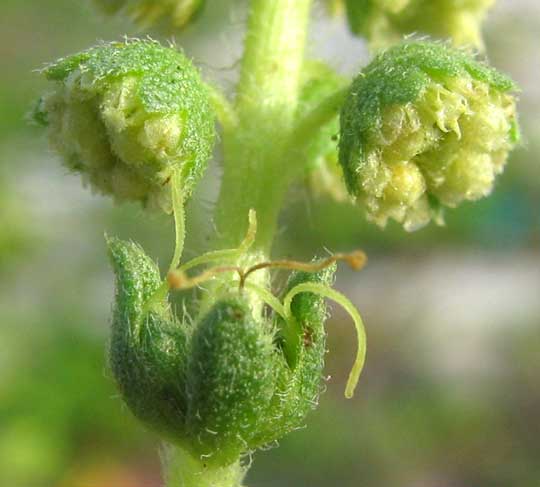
[1, 1, 539, 486]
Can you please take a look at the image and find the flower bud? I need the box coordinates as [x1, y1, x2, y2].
[345, 0, 495, 50]
[184, 266, 337, 464]
[108, 237, 338, 466]
[93, 0, 205, 30]
[186, 298, 276, 465]
[339, 42, 519, 231]
[35, 40, 215, 211]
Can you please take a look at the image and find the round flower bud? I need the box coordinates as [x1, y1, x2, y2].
[345, 0, 495, 50]
[93, 0, 205, 31]
[35, 40, 215, 211]
[339, 42, 519, 231]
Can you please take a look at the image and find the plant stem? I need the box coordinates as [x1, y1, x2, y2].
[286, 86, 347, 163]
[163, 444, 247, 487]
[206, 83, 238, 132]
[213, 0, 313, 256]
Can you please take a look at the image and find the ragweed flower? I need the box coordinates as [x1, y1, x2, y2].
[339, 42, 519, 231]
[93, 0, 205, 30]
[107, 237, 343, 466]
[34, 39, 215, 211]
[345, 0, 495, 50]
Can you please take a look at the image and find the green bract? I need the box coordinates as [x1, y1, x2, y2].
[35, 40, 215, 211]
[339, 42, 519, 231]
[108, 237, 190, 441]
[264, 264, 336, 439]
[345, 0, 495, 50]
[93, 0, 205, 30]
[108, 237, 336, 466]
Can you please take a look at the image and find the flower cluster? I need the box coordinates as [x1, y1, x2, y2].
[339, 42, 519, 230]
[34, 40, 215, 212]
[33, 0, 521, 478]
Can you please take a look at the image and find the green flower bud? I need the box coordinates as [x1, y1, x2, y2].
[93, 0, 205, 30]
[186, 297, 276, 465]
[345, 0, 495, 50]
[35, 40, 215, 211]
[339, 42, 519, 231]
[298, 62, 348, 202]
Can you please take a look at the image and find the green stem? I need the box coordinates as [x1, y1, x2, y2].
[286, 86, 348, 166]
[213, 0, 313, 256]
[169, 170, 186, 272]
[163, 445, 246, 487]
[206, 83, 238, 131]
[236, 0, 313, 121]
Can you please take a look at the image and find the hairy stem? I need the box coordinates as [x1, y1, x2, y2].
[213, 0, 313, 255]
[163, 445, 246, 487]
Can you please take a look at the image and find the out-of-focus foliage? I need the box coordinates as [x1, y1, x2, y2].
[250, 321, 540, 487]
[0, 316, 153, 486]
[0, 176, 34, 270]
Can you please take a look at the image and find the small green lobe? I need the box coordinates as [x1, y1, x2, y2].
[186, 298, 276, 465]
[252, 264, 337, 443]
[108, 237, 190, 441]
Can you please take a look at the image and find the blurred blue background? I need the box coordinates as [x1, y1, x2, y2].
[0, 1, 539, 486]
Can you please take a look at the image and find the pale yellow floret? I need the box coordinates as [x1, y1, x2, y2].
[100, 77, 144, 132]
[359, 77, 517, 230]
[385, 161, 426, 204]
[101, 77, 184, 172]
[139, 115, 183, 160]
